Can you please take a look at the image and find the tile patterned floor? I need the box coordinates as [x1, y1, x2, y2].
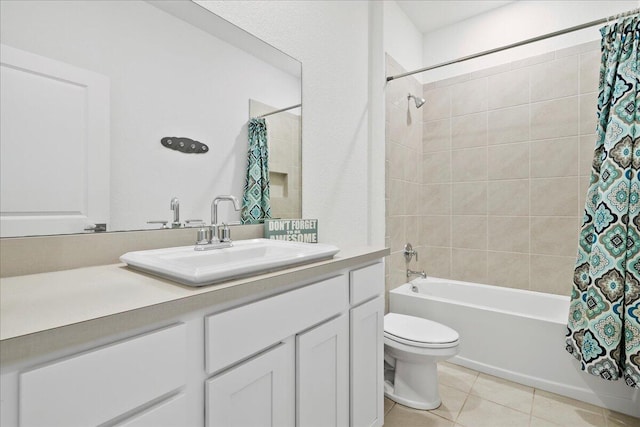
[383, 362, 640, 427]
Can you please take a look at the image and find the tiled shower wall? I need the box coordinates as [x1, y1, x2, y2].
[419, 40, 600, 296]
[385, 55, 425, 310]
[385, 41, 601, 301]
[249, 100, 302, 220]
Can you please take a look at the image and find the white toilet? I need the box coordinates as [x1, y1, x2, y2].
[383, 313, 460, 410]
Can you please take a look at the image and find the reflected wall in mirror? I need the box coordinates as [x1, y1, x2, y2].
[0, 0, 301, 237]
[248, 100, 302, 220]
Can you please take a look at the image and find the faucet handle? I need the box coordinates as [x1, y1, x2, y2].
[219, 223, 231, 242]
[196, 227, 211, 245]
[404, 243, 418, 262]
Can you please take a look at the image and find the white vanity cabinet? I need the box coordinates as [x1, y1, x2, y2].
[297, 314, 350, 427]
[0, 256, 386, 427]
[204, 263, 383, 427]
[350, 263, 385, 427]
[350, 296, 385, 427]
[204, 274, 349, 427]
[204, 275, 349, 375]
[206, 339, 296, 427]
[18, 323, 187, 427]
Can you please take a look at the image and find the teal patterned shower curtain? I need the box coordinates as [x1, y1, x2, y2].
[566, 15, 640, 388]
[241, 118, 272, 224]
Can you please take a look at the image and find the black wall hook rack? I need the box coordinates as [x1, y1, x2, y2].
[161, 137, 209, 154]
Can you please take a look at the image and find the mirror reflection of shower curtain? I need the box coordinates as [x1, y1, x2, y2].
[241, 117, 272, 224]
[565, 14, 640, 389]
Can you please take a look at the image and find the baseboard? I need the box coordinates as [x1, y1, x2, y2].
[449, 355, 640, 418]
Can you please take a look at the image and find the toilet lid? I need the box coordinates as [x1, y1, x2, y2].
[384, 313, 459, 345]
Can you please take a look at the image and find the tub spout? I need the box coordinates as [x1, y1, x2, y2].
[407, 269, 426, 279]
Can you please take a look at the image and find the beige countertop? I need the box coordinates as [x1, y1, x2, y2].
[1, 245, 388, 363]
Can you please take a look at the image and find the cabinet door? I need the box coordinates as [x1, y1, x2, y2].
[206, 339, 295, 427]
[350, 296, 384, 427]
[297, 314, 349, 427]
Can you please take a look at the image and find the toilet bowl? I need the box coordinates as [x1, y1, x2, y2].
[383, 313, 459, 410]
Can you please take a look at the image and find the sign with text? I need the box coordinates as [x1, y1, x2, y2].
[264, 219, 318, 243]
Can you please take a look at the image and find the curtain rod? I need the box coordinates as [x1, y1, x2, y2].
[256, 103, 302, 118]
[386, 7, 640, 82]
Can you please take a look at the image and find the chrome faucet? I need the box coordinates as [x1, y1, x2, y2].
[195, 195, 241, 250]
[407, 269, 427, 279]
[404, 242, 426, 279]
[170, 197, 181, 228]
[147, 196, 182, 229]
[211, 195, 241, 240]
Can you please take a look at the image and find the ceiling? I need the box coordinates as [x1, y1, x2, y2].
[395, 1, 514, 33]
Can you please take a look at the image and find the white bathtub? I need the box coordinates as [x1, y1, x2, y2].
[389, 277, 640, 418]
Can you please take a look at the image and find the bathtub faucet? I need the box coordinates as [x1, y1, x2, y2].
[407, 268, 426, 279]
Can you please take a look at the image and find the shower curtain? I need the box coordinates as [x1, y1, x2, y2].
[566, 15, 640, 388]
[241, 118, 272, 224]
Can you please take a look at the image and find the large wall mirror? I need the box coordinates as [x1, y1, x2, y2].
[0, 0, 302, 238]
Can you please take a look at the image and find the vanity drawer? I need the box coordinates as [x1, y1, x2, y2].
[115, 393, 187, 427]
[349, 262, 384, 306]
[205, 274, 348, 374]
[20, 323, 187, 427]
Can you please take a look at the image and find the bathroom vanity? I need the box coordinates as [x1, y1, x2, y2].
[0, 246, 387, 427]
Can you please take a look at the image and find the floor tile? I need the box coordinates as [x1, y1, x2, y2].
[470, 373, 534, 414]
[529, 416, 563, 427]
[604, 409, 640, 427]
[385, 403, 455, 427]
[384, 362, 634, 427]
[531, 389, 606, 427]
[438, 362, 479, 393]
[384, 397, 395, 416]
[430, 383, 469, 422]
[456, 395, 530, 427]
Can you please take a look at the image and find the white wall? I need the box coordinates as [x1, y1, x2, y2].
[0, 0, 300, 232]
[422, 0, 639, 82]
[197, 1, 375, 247]
[369, 1, 387, 247]
[382, 1, 424, 82]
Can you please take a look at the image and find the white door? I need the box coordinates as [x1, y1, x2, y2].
[350, 296, 384, 427]
[206, 339, 295, 427]
[0, 44, 109, 237]
[296, 314, 349, 427]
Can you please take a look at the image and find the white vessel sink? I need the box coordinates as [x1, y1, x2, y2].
[120, 238, 340, 286]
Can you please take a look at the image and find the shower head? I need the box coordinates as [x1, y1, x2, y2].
[408, 93, 426, 109]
